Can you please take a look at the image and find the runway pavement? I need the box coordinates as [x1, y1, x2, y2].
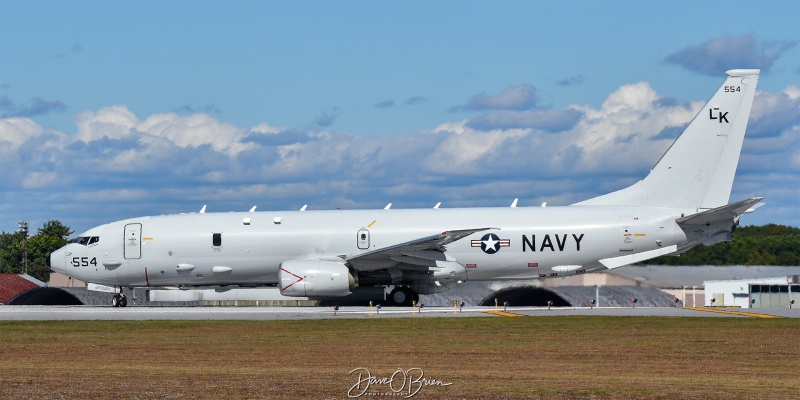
[1, 305, 796, 320]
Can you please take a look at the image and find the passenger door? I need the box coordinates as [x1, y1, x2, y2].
[124, 223, 142, 259]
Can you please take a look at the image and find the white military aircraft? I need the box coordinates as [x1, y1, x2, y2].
[49, 69, 762, 307]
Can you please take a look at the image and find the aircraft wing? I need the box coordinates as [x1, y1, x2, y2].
[345, 228, 493, 268]
[676, 197, 764, 226]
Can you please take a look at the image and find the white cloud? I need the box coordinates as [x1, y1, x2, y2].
[138, 112, 255, 156]
[748, 87, 800, 137]
[567, 82, 702, 171]
[75, 106, 257, 157]
[22, 171, 57, 189]
[784, 85, 800, 101]
[0, 117, 47, 153]
[251, 122, 285, 135]
[75, 105, 138, 142]
[432, 120, 468, 135]
[425, 125, 529, 173]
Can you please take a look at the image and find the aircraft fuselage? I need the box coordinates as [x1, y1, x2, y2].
[49, 206, 689, 288]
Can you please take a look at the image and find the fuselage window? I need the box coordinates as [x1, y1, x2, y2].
[212, 233, 222, 247]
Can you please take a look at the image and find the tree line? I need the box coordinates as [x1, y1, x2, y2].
[0, 220, 72, 282]
[644, 224, 800, 266]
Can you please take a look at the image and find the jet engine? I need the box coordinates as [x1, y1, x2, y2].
[279, 259, 356, 297]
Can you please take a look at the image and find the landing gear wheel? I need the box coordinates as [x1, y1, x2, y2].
[389, 287, 416, 307]
[119, 295, 128, 307]
[111, 294, 121, 307]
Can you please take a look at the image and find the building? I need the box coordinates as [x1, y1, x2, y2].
[704, 276, 799, 308]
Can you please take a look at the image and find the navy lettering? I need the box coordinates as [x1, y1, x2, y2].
[573, 233, 584, 251]
[522, 235, 535, 252]
[540, 235, 555, 252]
[520, 233, 586, 252]
[555, 234, 567, 251]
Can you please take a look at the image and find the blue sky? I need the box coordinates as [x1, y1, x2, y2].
[1, 0, 799, 234]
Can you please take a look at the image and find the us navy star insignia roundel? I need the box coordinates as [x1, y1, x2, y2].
[471, 233, 511, 254]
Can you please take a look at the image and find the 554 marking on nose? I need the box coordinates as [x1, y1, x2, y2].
[71, 257, 97, 267]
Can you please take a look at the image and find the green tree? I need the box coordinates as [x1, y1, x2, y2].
[0, 220, 72, 281]
[645, 224, 800, 266]
[0, 231, 25, 274]
[38, 220, 74, 240]
[0, 235, 24, 274]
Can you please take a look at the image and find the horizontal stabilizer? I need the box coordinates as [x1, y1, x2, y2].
[676, 197, 763, 226]
[599, 245, 678, 269]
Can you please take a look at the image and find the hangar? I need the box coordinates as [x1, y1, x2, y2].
[704, 276, 799, 308]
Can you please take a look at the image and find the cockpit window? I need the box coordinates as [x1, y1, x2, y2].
[73, 236, 99, 246]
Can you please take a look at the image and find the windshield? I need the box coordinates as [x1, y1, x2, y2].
[73, 236, 99, 246]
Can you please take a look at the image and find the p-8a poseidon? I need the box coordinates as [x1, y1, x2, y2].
[49, 69, 762, 307]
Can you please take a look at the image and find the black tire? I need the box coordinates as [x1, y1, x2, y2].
[111, 294, 120, 307]
[119, 295, 128, 307]
[389, 287, 415, 307]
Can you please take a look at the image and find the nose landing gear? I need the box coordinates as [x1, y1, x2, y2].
[111, 294, 128, 307]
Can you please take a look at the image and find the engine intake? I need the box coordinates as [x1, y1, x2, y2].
[279, 259, 356, 297]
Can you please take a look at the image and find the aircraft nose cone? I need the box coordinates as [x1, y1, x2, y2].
[48, 247, 66, 273]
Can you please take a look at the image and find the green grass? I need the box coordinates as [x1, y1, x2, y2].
[1, 317, 798, 399]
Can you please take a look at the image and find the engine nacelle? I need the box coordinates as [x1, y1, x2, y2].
[279, 259, 356, 297]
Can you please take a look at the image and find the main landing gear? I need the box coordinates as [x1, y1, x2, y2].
[111, 294, 128, 307]
[388, 286, 420, 307]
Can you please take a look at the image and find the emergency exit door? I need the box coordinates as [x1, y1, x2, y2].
[357, 228, 370, 250]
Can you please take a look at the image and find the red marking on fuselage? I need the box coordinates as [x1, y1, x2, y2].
[145, 267, 150, 287]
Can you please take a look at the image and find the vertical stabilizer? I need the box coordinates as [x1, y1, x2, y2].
[575, 69, 759, 209]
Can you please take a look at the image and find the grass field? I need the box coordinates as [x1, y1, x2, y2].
[1, 316, 798, 399]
